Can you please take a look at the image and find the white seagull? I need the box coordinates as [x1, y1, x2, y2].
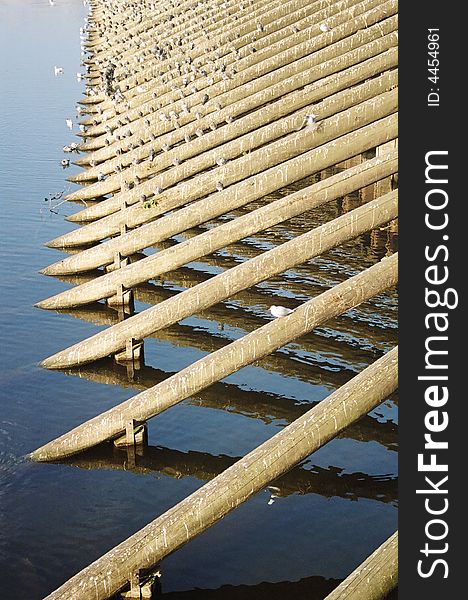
[320, 23, 331, 32]
[65, 118, 73, 130]
[269, 305, 294, 318]
[54, 66, 64, 76]
[298, 113, 318, 131]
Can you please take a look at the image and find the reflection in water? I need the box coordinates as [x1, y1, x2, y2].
[62, 358, 397, 451]
[0, 1, 398, 598]
[159, 578, 398, 600]
[160, 575, 339, 600]
[57, 265, 397, 353]
[59, 444, 398, 505]
[56, 297, 390, 391]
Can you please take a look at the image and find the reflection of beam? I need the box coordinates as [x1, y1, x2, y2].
[159, 576, 397, 600]
[60, 444, 398, 505]
[38, 349, 398, 597]
[175, 212, 398, 316]
[161, 575, 340, 600]
[132, 253, 397, 345]
[56, 267, 397, 362]
[57, 196, 395, 288]
[158, 261, 397, 331]
[133, 276, 397, 356]
[55, 210, 398, 331]
[193, 198, 398, 266]
[61, 359, 397, 451]
[57, 301, 365, 390]
[41, 201, 398, 371]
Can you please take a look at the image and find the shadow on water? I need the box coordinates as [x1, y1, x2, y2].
[60, 357, 398, 451]
[0, 1, 398, 598]
[158, 580, 398, 600]
[58, 444, 398, 505]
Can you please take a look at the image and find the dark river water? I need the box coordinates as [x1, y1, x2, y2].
[0, 1, 398, 598]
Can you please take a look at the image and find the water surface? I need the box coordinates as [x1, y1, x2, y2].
[0, 1, 397, 598]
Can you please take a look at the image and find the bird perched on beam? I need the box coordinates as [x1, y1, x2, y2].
[297, 113, 320, 132]
[269, 305, 294, 318]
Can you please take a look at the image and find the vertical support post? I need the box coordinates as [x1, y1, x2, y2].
[341, 156, 362, 213]
[375, 140, 398, 196]
[129, 570, 140, 595]
[106, 280, 134, 315]
[360, 149, 377, 203]
[126, 419, 136, 446]
[115, 251, 129, 270]
[114, 337, 145, 368]
[114, 419, 147, 450]
[126, 361, 135, 380]
[120, 566, 160, 599]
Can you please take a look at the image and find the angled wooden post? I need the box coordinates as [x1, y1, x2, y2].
[37, 349, 398, 599]
[33, 253, 397, 458]
[69, 51, 397, 191]
[37, 151, 397, 309]
[44, 96, 397, 264]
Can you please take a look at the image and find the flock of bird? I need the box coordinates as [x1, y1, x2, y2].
[51, 0, 335, 318]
